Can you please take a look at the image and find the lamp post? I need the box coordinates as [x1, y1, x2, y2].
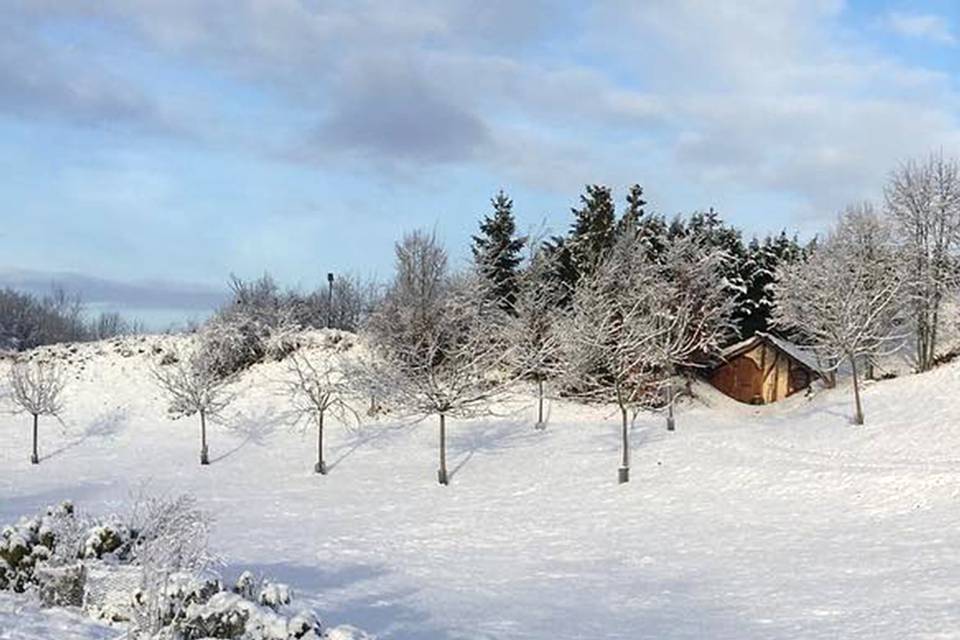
[326, 272, 334, 329]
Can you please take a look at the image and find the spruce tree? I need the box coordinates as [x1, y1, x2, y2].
[616, 184, 647, 238]
[688, 208, 748, 324]
[739, 231, 805, 337]
[541, 235, 578, 308]
[567, 184, 617, 280]
[471, 190, 526, 312]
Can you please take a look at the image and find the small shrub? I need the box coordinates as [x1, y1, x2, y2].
[0, 500, 352, 640]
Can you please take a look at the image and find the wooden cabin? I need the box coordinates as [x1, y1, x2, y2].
[707, 333, 821, 404]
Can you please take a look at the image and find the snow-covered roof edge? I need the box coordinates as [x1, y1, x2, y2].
[756, 332, 824, 375]
[714, 332, 824, 375]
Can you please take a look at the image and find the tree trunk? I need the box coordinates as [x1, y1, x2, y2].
[199, 410, 209, 465]
[315, 410, 327, 474]
[536, 378, 545, 428]
[849, 354, 864, 425]
[618, 405, 630, 484]
[30, 414, 39, 464]
[666, 383, 676, 432]
[438, 413, 448, 485]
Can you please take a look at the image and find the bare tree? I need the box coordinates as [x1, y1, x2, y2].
[885, 153, 960, 372]
[282, 351, 358, 474]
[153, 351, 237, 465]
[362, 230, 521, 485]
[8, 360, 66, 464]
[647, 235, 739, 431]
[773, 203, 906, 424]
[564, 234, 667, 484]
[127, 493, 216, 635]
[508, 244, 566, 428]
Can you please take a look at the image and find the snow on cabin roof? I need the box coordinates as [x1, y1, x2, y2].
[759, 332, 824, 374]
[716, 332, 823, 375]
[718, 334, 761, 360]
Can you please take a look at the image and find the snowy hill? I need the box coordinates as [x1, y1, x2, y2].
[2, 332, 960, 638]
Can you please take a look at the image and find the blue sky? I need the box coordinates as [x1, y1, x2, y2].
[2, 0, 959, 327]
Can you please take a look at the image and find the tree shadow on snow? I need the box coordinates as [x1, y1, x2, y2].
[0, 484, 107, 524]
[40, 406, 128, 462]
[446, 418, 540, 480]
[224, 561, 452, 639]
[210, 407, 286, 463]
[326, 421, 416, 472]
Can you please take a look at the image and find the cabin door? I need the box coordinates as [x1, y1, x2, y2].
[732, 356, 764, 404]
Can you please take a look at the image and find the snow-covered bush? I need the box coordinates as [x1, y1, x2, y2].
[198, 311, 271, 380]
[0, 501, 77, 592]
[34, 562, 86, 607]
[82, 519, 134, 560]
[198, 275, 298, 379]
[0, 499, 365, 640]
[324, 627, 374, 640]
[163, 587, 322, 640]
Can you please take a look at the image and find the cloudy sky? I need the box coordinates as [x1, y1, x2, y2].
[2, 0, 959, 326]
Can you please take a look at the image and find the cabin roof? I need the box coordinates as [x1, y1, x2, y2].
[717, 332, 823, 375]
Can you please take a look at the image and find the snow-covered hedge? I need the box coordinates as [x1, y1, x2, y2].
[0, 500, 372, 639]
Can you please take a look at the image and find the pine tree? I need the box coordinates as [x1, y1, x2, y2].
[541, 235, 578, 309]
[739, 231, 805, 338]
[471, 190, 526, 312]
[616, 184, 647, 238]
[687, 208, 748, 332]
[567, 184, 617, 280]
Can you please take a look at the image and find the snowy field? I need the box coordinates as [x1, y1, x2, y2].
[3, 335, 960, 639]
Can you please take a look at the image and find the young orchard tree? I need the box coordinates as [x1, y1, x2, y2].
[364, 230, 521, 485]
[153, 350, 237, 465]
[508, 244, 566, 428]
[8, 360, 65, 464]
[564, 234, 668, 484]
[649, 235, 739, 431]
[772, 203, 905, 425]
[885, 153, 960, 372]
[283, 351, 358, 474]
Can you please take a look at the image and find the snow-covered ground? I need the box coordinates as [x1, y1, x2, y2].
[0, 591, 117, 639]
[3, 334, 960, 639]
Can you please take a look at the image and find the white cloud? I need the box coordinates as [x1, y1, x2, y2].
[586, 1, 960, 225]
[883, 11, 956, 46]
[7, 0, 960, 234]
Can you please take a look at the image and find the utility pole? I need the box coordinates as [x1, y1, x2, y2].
[326, 272, 334, 329]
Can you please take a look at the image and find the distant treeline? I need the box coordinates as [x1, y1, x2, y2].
[0, 287, 143, 352]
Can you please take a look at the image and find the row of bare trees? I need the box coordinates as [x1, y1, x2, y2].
[359, 228, 738, 485]
[2, 343, 353, 472]
[10, 152, 958, 483]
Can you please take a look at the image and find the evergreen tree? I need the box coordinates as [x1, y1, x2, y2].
[687, 208, 749, 326]
[471, 190, 526, 312]
[541, 235, 577, 308]
[635, 211, 669, 262]
[616, 184, 647, 238]
[739, 231, 805, 337]
[567, 184, 617, 280]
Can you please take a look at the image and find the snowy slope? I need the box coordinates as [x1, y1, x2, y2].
[0, 592, 118, 640]
[2, 333, 960, 638]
